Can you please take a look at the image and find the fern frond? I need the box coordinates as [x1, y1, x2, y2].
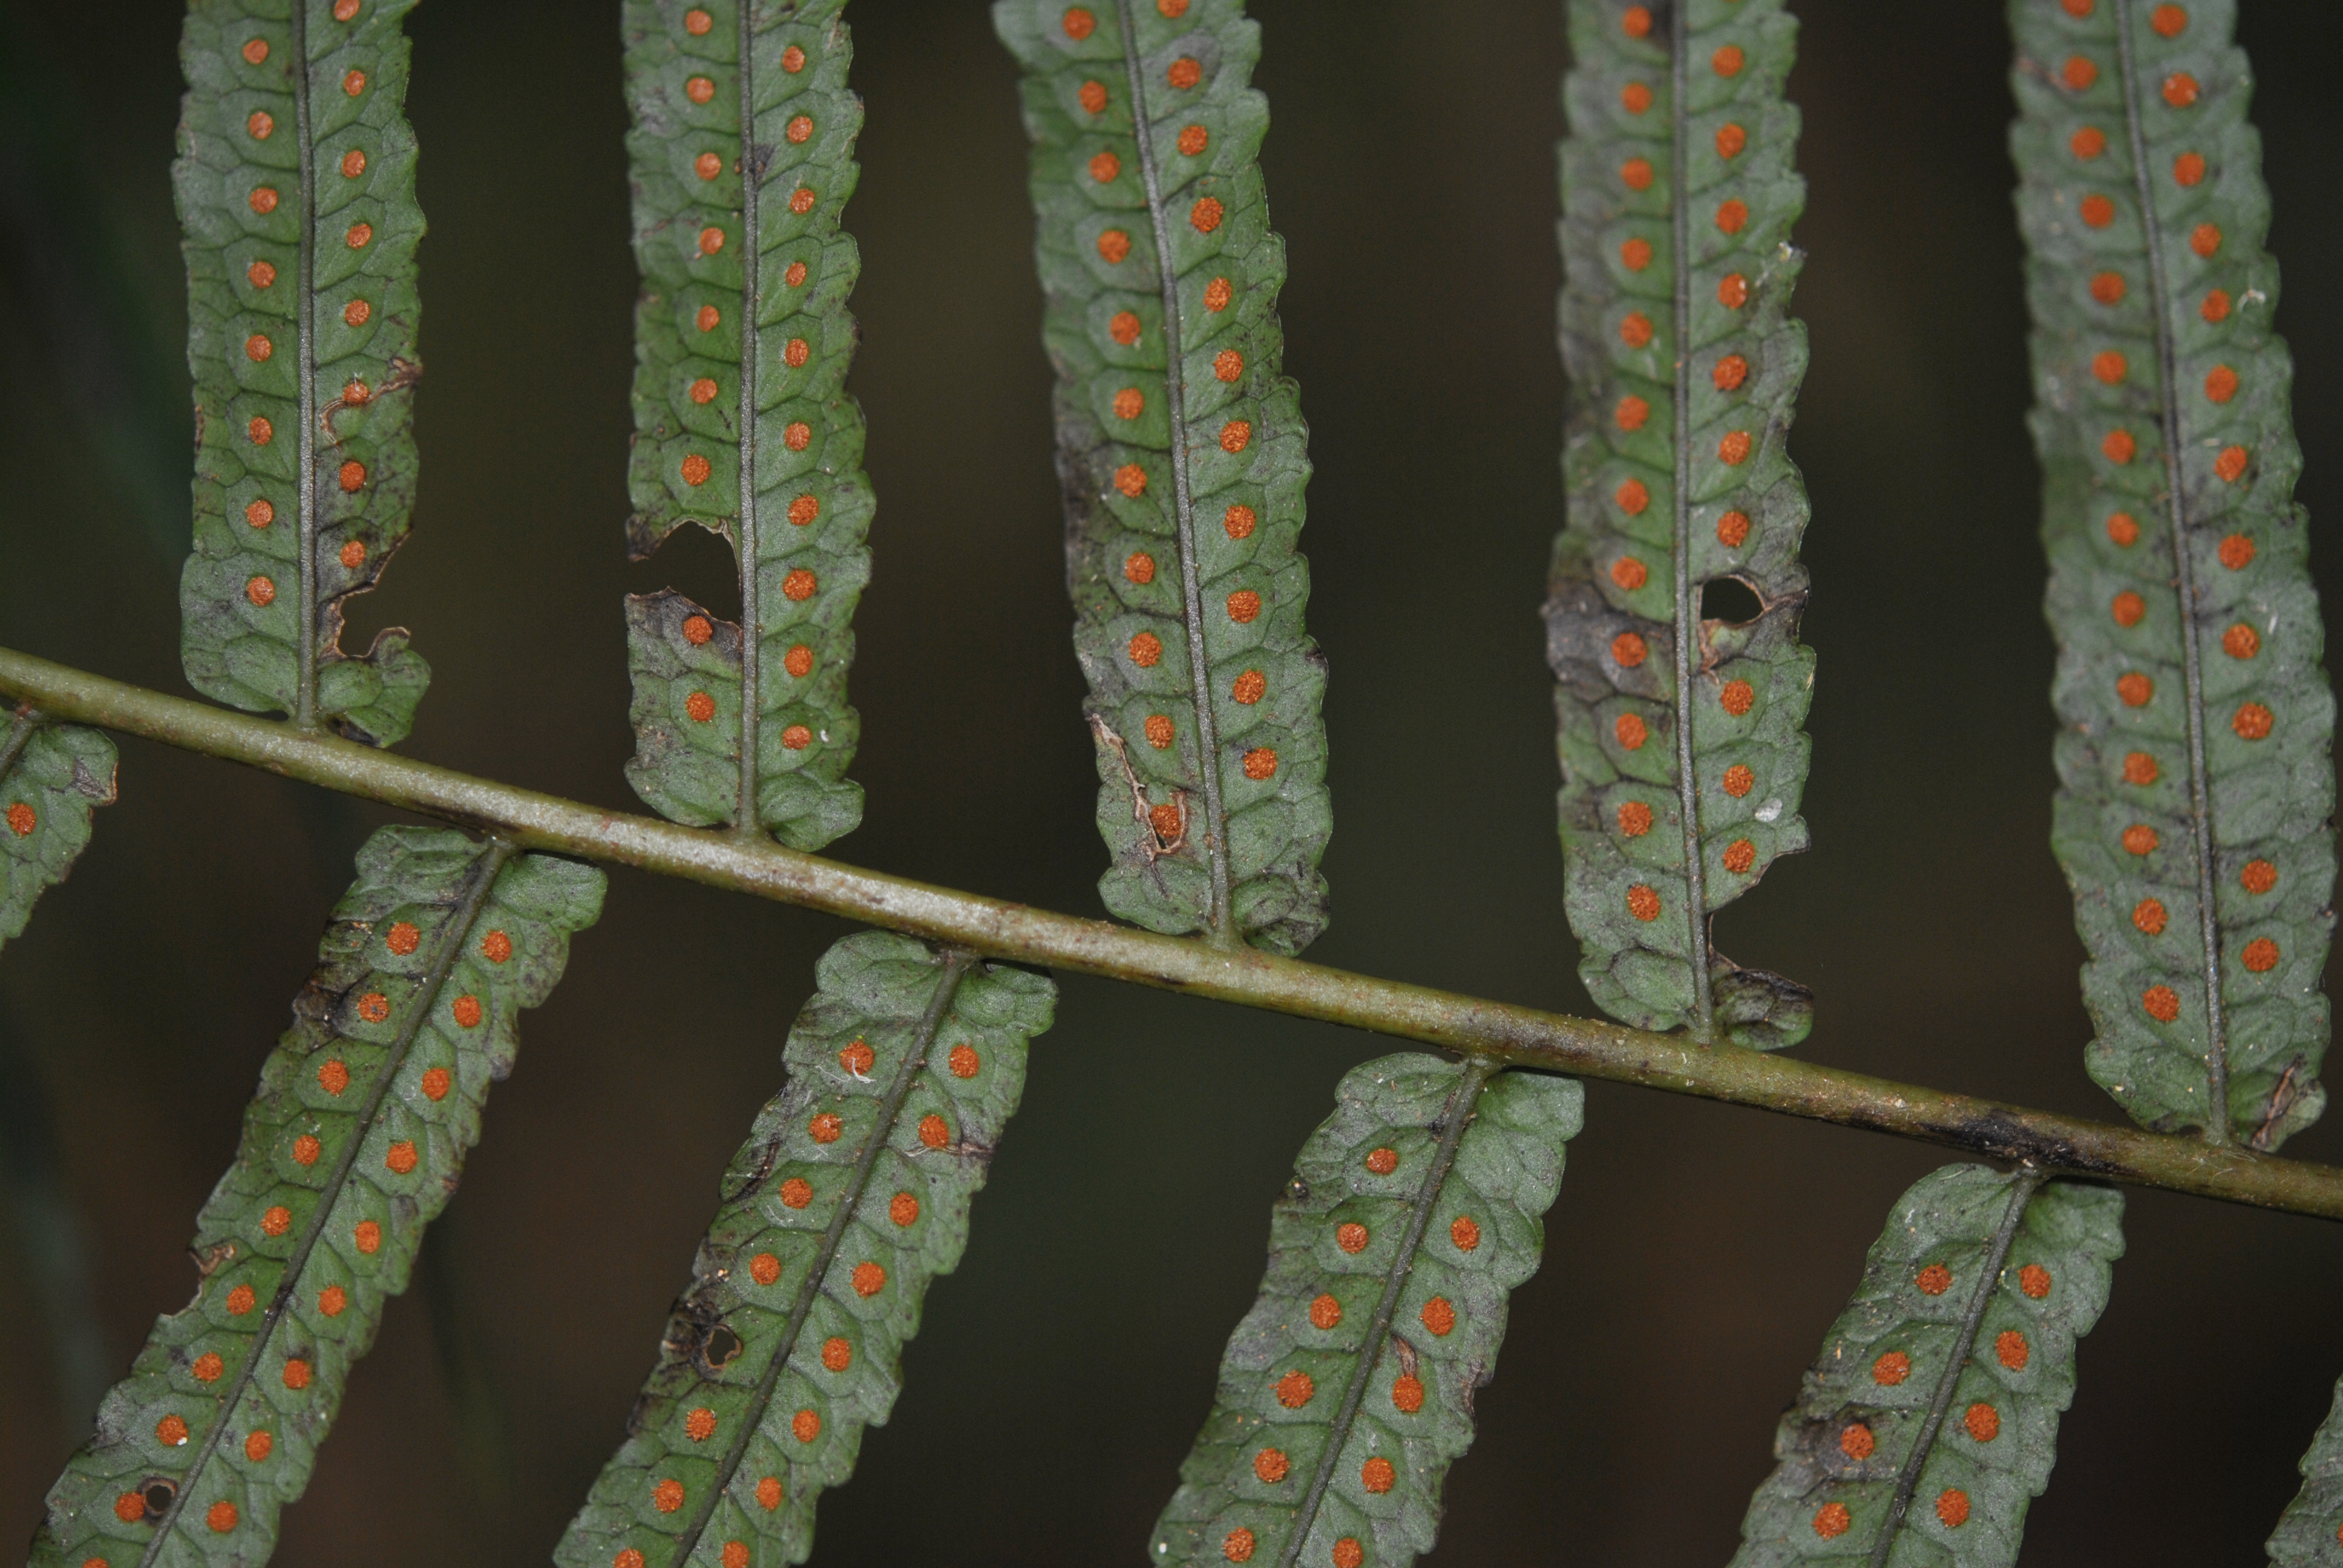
[2268, 1376, 2343, 1564]
[1728, 1166, 2123, 1567]
[173, 0, 428, 746]
[619, 0, 871, 852]
[0, 712, 116, 953]
[995, 0, 1332, 955]
[559, 932, 1054, 1568]
[1548, 0, 1818, 1048]
[31, 827, 603, 1568]
[2012, 0, 2337, 1150]
[1150, 1056, 1579, 1568]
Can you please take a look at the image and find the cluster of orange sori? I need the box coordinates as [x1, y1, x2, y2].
[1800, 1256, 2053, 1543]
[1215, 1526, 1367, 1565]
[233, 1, 385, 624]
[2054, 5, 2292, 1030]
[1063, 0, 1282, 861]
[612, 1532, 756, 1567]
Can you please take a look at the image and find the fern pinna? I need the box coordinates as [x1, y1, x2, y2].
[0, 713, 115, 955]
[559, 935, 1055, 1568]
[619, 0, 872, 853]
[33, 829, 603, 1567]
[995, 0, 1332, 956]
[2014, 0, 2343, 1553]
[175, 0, 428, 746]
[1728, 1167, 2123, 1567]
[2012, 0, 2336, 1151]
[1548, 0, 1817, 1048]
[1150, 1057, 1579, 1568]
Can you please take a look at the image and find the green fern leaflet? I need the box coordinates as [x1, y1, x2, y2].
[620, 0, 872, 852]
[174, 0, 429, 746]
[2013, 0, 2337, 1149]
[0, 713, 116, 953]
[2270, 1376, 2343, 1565]
[996, 0, 1332, 955]
[1548, 0, 1819, 1047]
[1729, 1165, 2123, 1567]
[31, 828, 603, 1568]
[560, 932, 1054, 1568]
[1151, 1056, 1579, 1568]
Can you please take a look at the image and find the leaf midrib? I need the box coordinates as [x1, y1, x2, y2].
[731, 1, 766, 843]
[292, 0, 321, 731]
[1271, 1059, 1495, 1568]
[2108, 0, 2231, 1143]
[662, 949, 973, 1565]
[137, 837, 512, 1565]
[1863, 1169, 2043, 1567]
[0, 706, 38, 779]
[1666, 4, 1715, 1031]
[1113, 0, 1236, 944]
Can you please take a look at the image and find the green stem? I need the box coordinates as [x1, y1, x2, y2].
[6, 642, 2343, 1220]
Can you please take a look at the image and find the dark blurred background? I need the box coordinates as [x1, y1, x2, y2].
[5, 1, 2343, 1562]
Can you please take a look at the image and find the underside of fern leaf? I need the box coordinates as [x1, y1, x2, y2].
[0, 711, 116, 954]
[995, 0, 1332, 955]
[559, 932, 1054, 1568]
[1729, 1165, 2123, 1567]
[1150, 1056, 1579, 1568]
[2269, 1377, 2343, 1564]
[620, 0, 871, 852]
[1548, 0, 1818, 1048]
[32, 827, 602, 1568]
[2013, 0, 2337, 1149]
[174, 0, 429, 746]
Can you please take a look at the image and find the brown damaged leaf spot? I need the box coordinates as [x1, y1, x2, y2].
[321, 353, 421, 443]
[1090, 713, 1189, 861]
[2252, 1059, 2316, 1152]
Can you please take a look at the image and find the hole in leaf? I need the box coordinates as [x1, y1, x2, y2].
[704, 1324, 744, 1367]
[143, 1480, 177, 1518]
[1700, 576, 1763, 626]
[631, 519, 743, 620]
